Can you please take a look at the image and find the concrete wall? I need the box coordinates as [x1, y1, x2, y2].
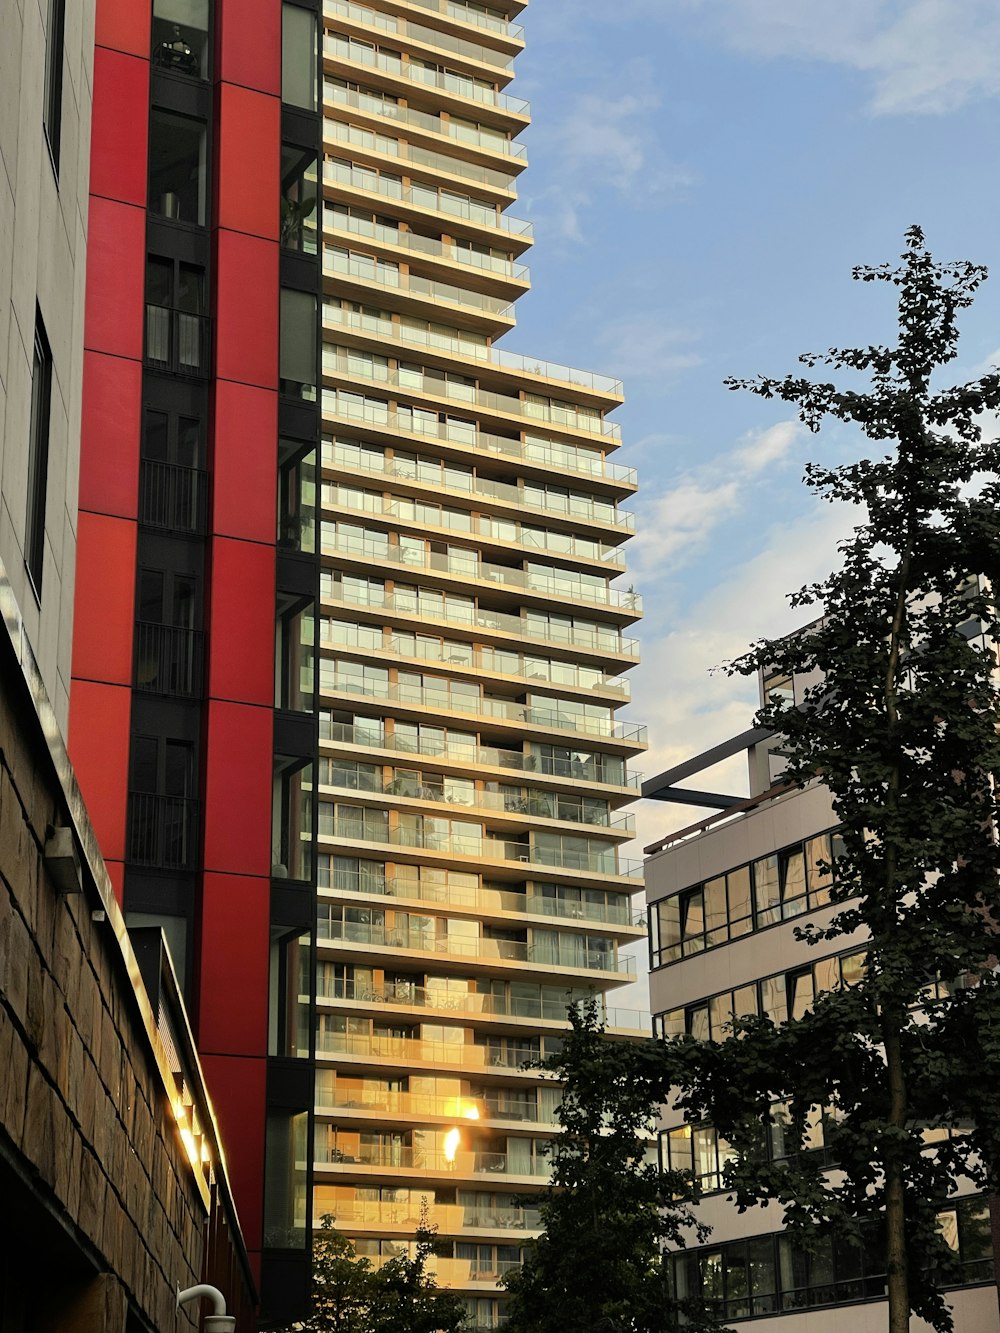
[0, 0, 95, 733]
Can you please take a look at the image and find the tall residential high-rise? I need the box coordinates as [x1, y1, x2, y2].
[310, 0, 646, 1322]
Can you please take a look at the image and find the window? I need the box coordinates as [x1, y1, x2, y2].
[42, 0, 65, 172]
[282, 4, 318, 109]
[134, 567, 202, 696]
[152, 0, 210, 77]
[145, 257, 209, 375]
[280, 288, 318, 400]
[140, 409, 206, 532]
[281, 145, 319, 252]
[24, 312, 52, 595]
[149, 109, 208, 226]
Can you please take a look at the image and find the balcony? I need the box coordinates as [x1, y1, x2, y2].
[321, 624, 630, 698]
[321, 816, 645, 879]
[321, 581, 639, 658]
[319, 770, 635, 834]
[403, 0, 525, 43]
[324, 0, 518, 72]
[325, 118, 519, 195]
[322, 246, 515, 320]
[133, 622, 204, 698]
[317, 1143, 551, 1177]
[321, 433, 634, 528]
[324, 81, 527, 163]
[320, 1197, 541, 1233]
[138, 459, 207, 534]
[323, 159, 532, 238]
[315, 1030, 559, 1069]
[322, 301, 623, 400]
[144, 304, 210, 377]
[319, 673, 647, 744]
[317, 917, 630, 974]
[324, 209, 529, 282]
[321, 719, 641, 788]
[320, 1084, 557, 1124]
[126, 792, 199, 871]
[322, 349, 627, 450]
[321, 529, 641, 613]
[316, 975, 651, 1029]
[323, 34, 530, 117]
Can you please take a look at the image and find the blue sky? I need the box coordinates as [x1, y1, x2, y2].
[499, 0, 1000, 861]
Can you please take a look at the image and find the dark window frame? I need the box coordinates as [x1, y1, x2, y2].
[42, 0, 66, 175]
[25, 310, 53, 597]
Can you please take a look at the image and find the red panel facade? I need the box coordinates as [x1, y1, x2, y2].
[217, 85, 280, 240]
[214, 230, 279, 390]
[217, 0, 282, 96]
[202, 703, 274, 876]
[89, 48, 149, 205]
[78, 351, 142, 518]
[83, 196, 146, 361]
[200, 1053, 268, 1274]
[67, 680, 133, 871]
[94, 0, 151, 58]
[71, 513, 137, 686]
[199, 872, 270, 1054]
[206, 538, 276, 706]
[212, 381, 278, 542]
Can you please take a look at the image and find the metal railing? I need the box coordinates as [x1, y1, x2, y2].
[133, 622, 204, 697]
[317, 1143, 551, 1176]
[325, 119, 518, 192]
[144, 305, 210, 376]
[322, 247, 514, 317]
[126, 792, 199, 870]
[138, 459, 207, 534]
[320, 718, 641, 788]
[324, 80, 527, 160]
[324, 209, 528, 278]
[315, 1030, 559, 1067]
[324, 0, 518, 69]
[323, 158, 532, 236]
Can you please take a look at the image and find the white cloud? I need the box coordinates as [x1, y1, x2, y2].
[629, 419, 805, 573]
[688, 0, 1000, 115]
[596, 315, 704, 382]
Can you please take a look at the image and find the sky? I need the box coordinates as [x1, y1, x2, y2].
[493, 0, 1000, 992]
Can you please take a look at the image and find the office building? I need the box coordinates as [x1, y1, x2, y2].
[0, 2, 254, 1327]
[311, 1, 646, 1325]
[643, 667, 998, 1329]
[65, 0, 645, 1325]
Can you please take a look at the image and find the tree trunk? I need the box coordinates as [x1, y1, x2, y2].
[883, 1017, 910, 1333]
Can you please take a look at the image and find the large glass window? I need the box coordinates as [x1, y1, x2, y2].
[282, 4, 318, 109]
[280, 288, 318, 400]
[281, 145, 319, 252]
[42, 0, 65, 172]
[149, 109, 208, 225]
[152, 0, 210, 77]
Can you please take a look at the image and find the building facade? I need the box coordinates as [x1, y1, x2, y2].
[311, 1, 646, 1325]
[643, 676, 1000, 1331]
[63, 0, 646, 1325]
[0, 3, 255, 1326]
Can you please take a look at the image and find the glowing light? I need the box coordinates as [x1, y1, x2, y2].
[462, 1104, 480, 1121]
[443, 1127, 461, 1162]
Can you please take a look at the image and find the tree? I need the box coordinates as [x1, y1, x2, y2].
[672, 226, 1000, 1333]
[289, 1213, 468, 1333]
[501, 1002, 721, 1333]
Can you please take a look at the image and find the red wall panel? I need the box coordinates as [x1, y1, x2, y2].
[206, 537, 276, 706]
[212, 381, 277, 543]
[214, 230, 278, 391]
[200, 1054, 266, 1255]
[202, 701, 273, 876]
[217, 0, 281, 96]
[89, 48, 149, 206]
[78, 351, 142, 519]
[84, 197, 146, 362]
[71, 512, 137, 686]
[216, 85, 280, 241]
[67, 680, 133, 871]
[198, 872, 269, 1054]
[94, 0, 151, 59]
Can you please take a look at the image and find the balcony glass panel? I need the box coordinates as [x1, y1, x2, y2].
[152, 0, 210, 77]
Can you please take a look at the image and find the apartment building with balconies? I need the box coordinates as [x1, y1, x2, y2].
[312, 1, 645, 1325]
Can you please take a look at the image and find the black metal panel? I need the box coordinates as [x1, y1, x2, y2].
[279, 248, 320, 292]
[147, 218, 211, 268]
[270, 880, 315, 931]
[275, 550, 315, 597]
[278, 396, 318, 443]
[260, 1252, 311, 1328]
[123, 870, 196, 917]
[150, 69, 212, 118]
[274, 708, 315, 758]
[267, 1057, 314, 1112]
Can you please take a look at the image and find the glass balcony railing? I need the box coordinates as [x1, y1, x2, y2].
[320, 720, 642, 788]
[321, 817, 646, 878]
[319, 673, 647, 744]
[405, 0, 525, 43]
[322, 301, 622, 397]
[315, 1030, 561, 1067]
[321, 431, 636, 529]
[319, 1084, 558, 1122]
[316, 918, 631, 973]
[317, 1143, 551, 1177]
[324, 34, 530, 116]
[324, 210, 529, 279]
[323, 159, 533, 236]
[324, 81, 528, 161]
[322, 247, 514, 319]
[320, 625, 630, 698]
[322, 350, 625, 447]
[321, 582, 640, 658]
[321, 530, 639, 612]
[315, 975, 651, 1028]
[324, 0, 518, 70]
[317, 1198, 541, 1233]
[325, 119, 519, 193]
[319, 769, 635, 833]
